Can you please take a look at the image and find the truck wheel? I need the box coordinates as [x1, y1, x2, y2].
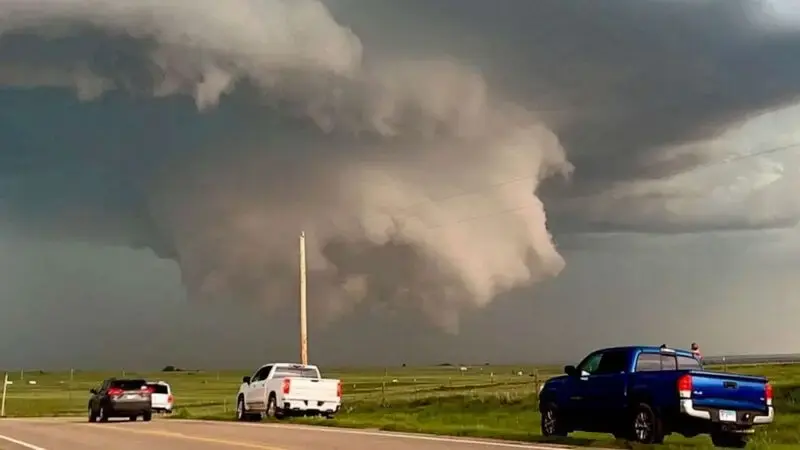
[236, 397, 250, 421]
[540, 402, 568, 437]
[630, 403, 664, 444]
[711, 432, 748, 448]
[266, 395, 283, 420]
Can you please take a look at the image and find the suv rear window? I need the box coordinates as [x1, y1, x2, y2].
[146, 383, 169, 394]
[110, 379, 147, 390]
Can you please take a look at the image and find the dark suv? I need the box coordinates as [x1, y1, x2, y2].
[88, 378, 153, 422]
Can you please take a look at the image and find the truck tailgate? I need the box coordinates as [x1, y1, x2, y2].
[151, 393, 170, 409]
[690, 371, 768, 411]
[285, 378, 339, 402]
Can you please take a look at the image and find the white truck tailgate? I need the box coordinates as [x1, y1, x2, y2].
[286, 378, 339, 402]
[151, 393, 170, 408]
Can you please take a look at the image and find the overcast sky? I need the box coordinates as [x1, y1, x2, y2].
[1, 0, 799, 369]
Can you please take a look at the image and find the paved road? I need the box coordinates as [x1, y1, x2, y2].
[0, 418, 599, 450]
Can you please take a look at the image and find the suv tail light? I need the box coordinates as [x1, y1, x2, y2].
[677, 374, 692, 399]
[168, 394, 174, 404]
[765, 383, 773, 406]
[337, 381, 343, 398]
[107, 387, 124, 397]
[282, 378, 291, 395]
[143, 386, 154, 394]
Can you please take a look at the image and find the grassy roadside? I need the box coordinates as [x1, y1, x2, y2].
[171, 384, 800, 449]
[1, 364, 798, 448]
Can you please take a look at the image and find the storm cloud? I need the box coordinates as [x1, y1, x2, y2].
[0, 0, 574, 333]
[1, 0, 799, 367]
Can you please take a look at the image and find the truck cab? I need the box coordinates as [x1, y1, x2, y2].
[235, 363, 342, 421]
[539, 346, 773, 448]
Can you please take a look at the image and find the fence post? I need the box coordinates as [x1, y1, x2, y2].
[1, 372, 8, 417]
[381, 369, 388, 405]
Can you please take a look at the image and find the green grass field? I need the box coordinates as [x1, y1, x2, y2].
[1, 363, 798, 449]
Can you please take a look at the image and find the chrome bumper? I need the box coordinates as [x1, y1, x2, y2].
[679, 399, 774, 424]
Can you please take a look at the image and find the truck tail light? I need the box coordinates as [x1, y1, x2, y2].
[677, 374, 692, 399]
[765, 383, 773, 406]
[337, 381, 342, 398]
[282, 378, 291, 395]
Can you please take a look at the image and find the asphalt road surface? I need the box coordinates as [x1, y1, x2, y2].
[0, 418, 604, 450]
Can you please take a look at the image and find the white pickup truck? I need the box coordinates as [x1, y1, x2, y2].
[235, 363, 342, 421]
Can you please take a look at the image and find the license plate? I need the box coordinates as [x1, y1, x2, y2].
[125, 394, 139, 399]
[719, 410, 737, 422]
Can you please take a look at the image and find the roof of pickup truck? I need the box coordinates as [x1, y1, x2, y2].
[603, 345, 697, 358]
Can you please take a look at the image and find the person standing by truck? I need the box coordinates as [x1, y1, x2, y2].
[691, 342, 702, 361]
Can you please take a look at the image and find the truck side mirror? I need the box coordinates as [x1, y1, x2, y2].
[564, 365, 578, 377]
[242, 376, 251, 384]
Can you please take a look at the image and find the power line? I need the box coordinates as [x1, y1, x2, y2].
[688, 141, 800, 172]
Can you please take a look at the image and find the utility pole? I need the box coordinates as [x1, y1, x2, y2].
[299, 231, 309, 366]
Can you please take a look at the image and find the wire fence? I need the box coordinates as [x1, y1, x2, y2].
[0, 365, 556, 418]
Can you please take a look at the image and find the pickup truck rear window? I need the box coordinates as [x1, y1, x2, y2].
[635, 353, 701, 371]
[677, 355, 702, 370]
[146, 383, 169, 394]
[661, 354, 678, 370]
[273, 367, 319, 379]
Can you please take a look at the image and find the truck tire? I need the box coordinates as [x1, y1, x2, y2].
[711, 432, 748, 448]
[266, 394, 284, 420]
[143, 411, 152, 422]
[236, 396, 250, 421]
[540, 402, 568, 437]
[630, 403, 665, 444]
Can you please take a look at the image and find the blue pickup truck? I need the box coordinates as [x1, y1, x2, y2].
[539, 346, 774, 448]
